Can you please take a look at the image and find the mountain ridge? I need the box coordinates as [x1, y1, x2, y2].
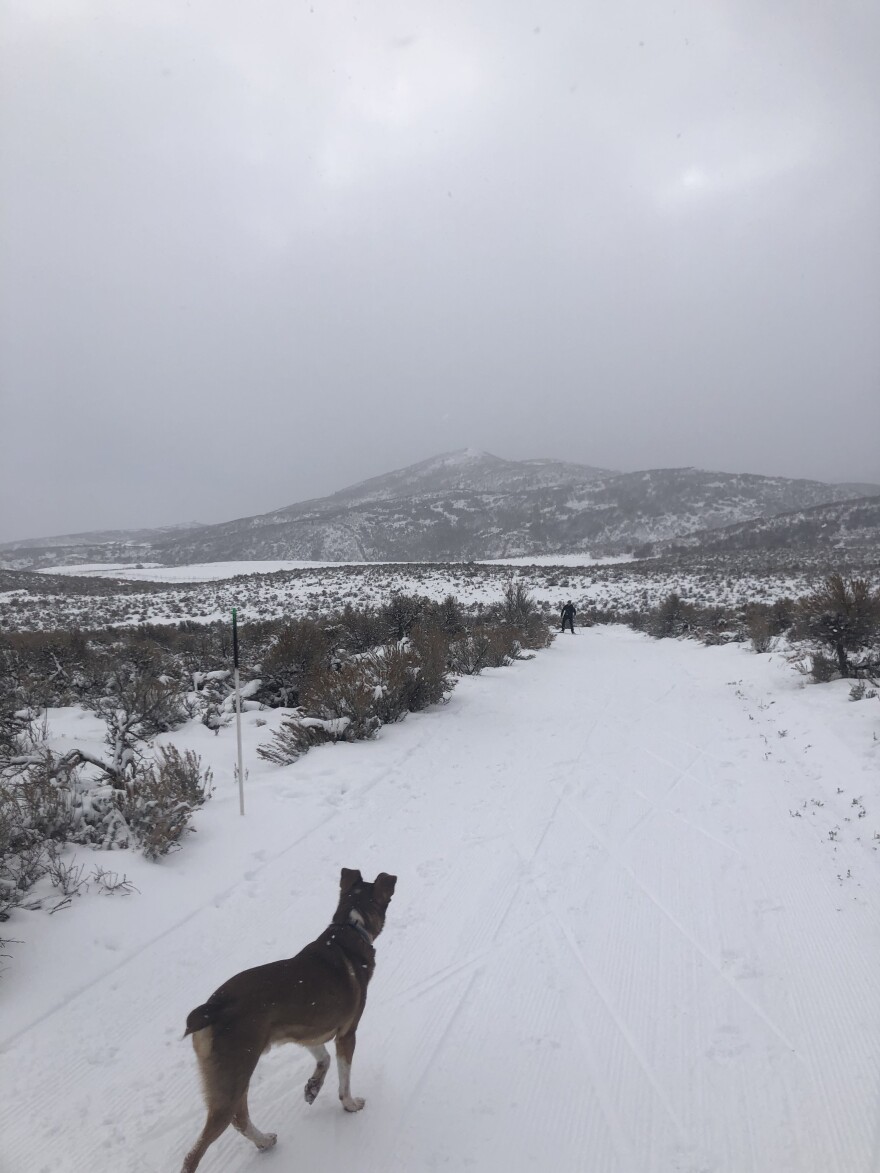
[1, 450, 878, 569]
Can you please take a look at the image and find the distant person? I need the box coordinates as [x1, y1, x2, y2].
[561, 600, 576, 634]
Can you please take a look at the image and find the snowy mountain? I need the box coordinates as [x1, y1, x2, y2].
[311, 449, 612, 505]
[0, 522, 206, 570]
[650, 493, 880, 555]
[1, 452, 878, 568]
[0, 521, 205, 551]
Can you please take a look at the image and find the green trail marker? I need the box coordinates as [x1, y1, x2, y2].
[233, 607, 245, 815]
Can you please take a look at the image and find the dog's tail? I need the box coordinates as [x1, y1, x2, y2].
[184, 999, 222, 1038]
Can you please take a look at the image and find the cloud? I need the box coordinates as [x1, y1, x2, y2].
[0, 0, 878, 542]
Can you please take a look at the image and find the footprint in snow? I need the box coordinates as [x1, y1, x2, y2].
[706, 1024, 748, 1064]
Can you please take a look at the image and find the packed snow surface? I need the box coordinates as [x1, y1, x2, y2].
[2, 630, 879, 1172]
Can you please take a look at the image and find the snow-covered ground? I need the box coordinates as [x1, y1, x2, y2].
[39, 555, 634, 579]
[9, 553, 878, 631]
[3, 629, 879, 1172]
[36, 560, 374, 580]
[478, 553, 634, 567]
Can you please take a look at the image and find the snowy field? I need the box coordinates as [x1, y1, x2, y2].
[36, 560, 385, 580]
[478, 553, 634, 567]
[6, 551, 878, 631]
[37, 554, 633, 579]
[2, 628, 879, 1172]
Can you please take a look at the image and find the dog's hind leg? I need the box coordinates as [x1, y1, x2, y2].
[304, 1044, 331, 1105]
[180, 1107, 235, 1173]
[232, 1090, 278, 1152]
[335, 1031, 365, 1112]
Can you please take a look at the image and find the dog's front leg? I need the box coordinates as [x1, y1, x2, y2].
[335, 1031, 365, 1112]
[304, 1044, 331, 1104]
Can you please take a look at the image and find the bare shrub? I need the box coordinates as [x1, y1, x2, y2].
[336, 605, 387, 654]
[12, 758, 77, 843]
[768, 597, 796, 635]
[0, 792, 45, 921]
[430, 594, 466, 635]
[85, 654, 186, 782]
[115, 746, 213, 860]
[500, 578, 538, 628]
[260, 619, 330, 706]
[517, 612, 553, 650]
[745, 606, 774, 653]
[0, 756, 79, 921]
[381, 593, 425, 641]
[808, 652, 837, 683]
[794, 574, 880, 679]
[259, 628, 454, 766]
[44, 847, 90, 911]
[448, 630, 494, 675]
[90, 865, 137, 895]
[365, 637, 449, 723]
[450, 625, 519, 673]
[299, 662, 382, 740]
[365, 644, 418, 724]
[407, 626, 453, 707]
[257, 714, 347, 767]
[648, 592, 689, 638]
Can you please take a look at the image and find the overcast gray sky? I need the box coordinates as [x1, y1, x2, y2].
[1, 0, 878, 542]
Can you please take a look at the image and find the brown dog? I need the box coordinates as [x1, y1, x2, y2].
[179, 868, 397, 1173]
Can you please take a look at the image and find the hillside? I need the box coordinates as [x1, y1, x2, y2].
[1, 451, 877, 569]
[651, 494, 880, 555]
[146, 461, 880, 564]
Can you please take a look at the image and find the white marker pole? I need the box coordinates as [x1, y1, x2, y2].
[233, 607, 245, 815]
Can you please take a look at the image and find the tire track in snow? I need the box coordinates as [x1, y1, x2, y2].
[556, 785, 800, 1056]
[702, 673, 880, 1171]
[588, 647, 878, 1170]
[509, 830, 694, 1163]
[527, 896, 665, 1171]
[400, 967, 485, 1111]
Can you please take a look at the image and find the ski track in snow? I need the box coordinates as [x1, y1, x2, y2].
[2, 628, 879, 1172]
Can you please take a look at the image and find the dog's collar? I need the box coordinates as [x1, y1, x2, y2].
[340, 919, 373, 947]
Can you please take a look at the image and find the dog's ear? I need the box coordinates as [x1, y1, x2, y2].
[372, 873, 397, 906]
[340, 868, 363, 894]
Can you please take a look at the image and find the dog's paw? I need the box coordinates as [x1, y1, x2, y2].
[304, 1078, 323, 1105]
[256, 1132, 277, 1151]
[342, 1097, 365, 1113]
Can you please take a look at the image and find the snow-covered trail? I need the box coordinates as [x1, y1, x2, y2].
[3, 629, 880, 1173]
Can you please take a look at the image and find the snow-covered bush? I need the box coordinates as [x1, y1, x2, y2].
[431, 593, 466, 635]
[500, 578, 537, 628]
[335, 604, 388, 653]
[0, 773, 57, 922]
[259, 618, 330, 706]
[258, 626, 454, 766]
[449, 626, 512, 674]
[0, 734, 212, 948]
[299, 659, 385, 740]
[792, 574, 880, 679]
[257, 714, 350, 767]
[381, 593, 425, 641]
[647, 591, 690, 638]
[113, 746, 213, 860]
